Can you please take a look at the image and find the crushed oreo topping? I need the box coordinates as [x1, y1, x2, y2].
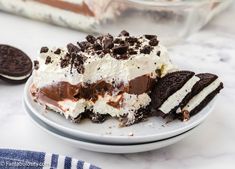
[149, 38, 159, 46]
[103, 37, 114, 50]
[113, 44, 129, 55]
[67, 43, 80, 53]
[144, 35, 157, 40]
[93, 42, 102, 51]
[77, 41, 91, 52]
[34, 60, 39, 70]
[40, 47, 49, 53]
[157, 51, 161, 56]
[54, 48, 61, 55]
[126, 37, 138, 46]
[45, 56, 52, 64]
[119, 30, 129, 37]
[140, 45, 153, 54]
[86, 35, 96, 44]
[46, 31, 160, 73]
[128, 48, 137, 55]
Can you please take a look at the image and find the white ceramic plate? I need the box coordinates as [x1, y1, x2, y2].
[25, 104, 195, 154]
[24, 78, 216, 144]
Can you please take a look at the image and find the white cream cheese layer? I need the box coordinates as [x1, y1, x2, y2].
[182, 79, 221, 112]
[159, 76, 200, 114]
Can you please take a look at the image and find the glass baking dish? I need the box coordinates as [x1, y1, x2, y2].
[0, 0, 232, 45]
[94, 0, 233, 45]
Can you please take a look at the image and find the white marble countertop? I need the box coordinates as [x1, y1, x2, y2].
[1, 3, 235, 169]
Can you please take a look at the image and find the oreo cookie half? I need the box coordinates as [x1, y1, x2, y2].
[178, 73, 223, 121]
[0, 44, 32, 83]
[150, 71, 200, 116]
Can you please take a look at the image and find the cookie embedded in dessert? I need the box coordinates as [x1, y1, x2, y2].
[31, 31, 175, 126]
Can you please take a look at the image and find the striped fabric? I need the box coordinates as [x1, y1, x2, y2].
[0, 149, 100, 169]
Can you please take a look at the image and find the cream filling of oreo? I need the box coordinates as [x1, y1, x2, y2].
[0, 73, 31, 80]
[159, 76, 200, 114]
[182, 78, 221, 112]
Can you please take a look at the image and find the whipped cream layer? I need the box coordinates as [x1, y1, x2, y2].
[33, 37, 174, 88]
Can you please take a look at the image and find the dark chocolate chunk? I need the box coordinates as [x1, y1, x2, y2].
[86, 35, 96, 44]
[119, 30, 129, 36]
[0, 44, 32, 82]
[40, 47, 49, 53]
[140, 45, 153, 54]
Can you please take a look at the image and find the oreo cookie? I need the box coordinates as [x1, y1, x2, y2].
[150, 71, 198, 116]
[0, 44, 32, 83]
[178, 73, 223, 121]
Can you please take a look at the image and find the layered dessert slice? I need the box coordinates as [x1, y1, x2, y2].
[31, 31, 175, 126]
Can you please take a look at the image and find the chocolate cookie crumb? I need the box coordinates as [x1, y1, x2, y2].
[67, 43, 80, 53]
[54, 48, 61, 55]
[86, 35, 96, 44]
[113, 44, 129, 55]
[145, 35, 157, 40]
[119, 30, 130, 36]
[40, 47, 49, 53]
[157, 51, 161, 56]
[149, 38, 159, 46]
[34, 60, 39, 70]
[93, 42, 102, 51]
[140, 45, 153, 54]
[45, 56, 52, 64]
[103, 38, 114, 50]
[128, 48, 137, 55]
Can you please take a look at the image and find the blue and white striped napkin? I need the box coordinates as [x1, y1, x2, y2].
[0, 149, 100, 169]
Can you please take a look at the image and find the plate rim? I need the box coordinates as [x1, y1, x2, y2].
[25, 104, 194, 154]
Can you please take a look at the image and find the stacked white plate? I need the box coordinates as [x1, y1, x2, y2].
[23, 78, 216, 154]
